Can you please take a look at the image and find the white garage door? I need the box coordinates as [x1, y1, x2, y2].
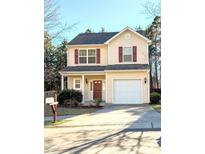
[113, 79, 142, 104]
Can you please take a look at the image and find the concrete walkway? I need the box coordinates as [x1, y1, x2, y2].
[45, 104, 161, 154]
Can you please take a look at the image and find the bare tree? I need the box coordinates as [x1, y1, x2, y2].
[146, 16, 161, 89]
[141, 0, 161, 19]
[44, 0, 77, 41]
[44, 0, 60, 31]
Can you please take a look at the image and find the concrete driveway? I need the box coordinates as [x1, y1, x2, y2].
[45, 104, 161, 154]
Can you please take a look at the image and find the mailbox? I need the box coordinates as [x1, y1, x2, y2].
[45, 97, 55, 104]
[45, 92, 58, 123]
[45, 97, 58, 105]
[45, 97, 58, 123]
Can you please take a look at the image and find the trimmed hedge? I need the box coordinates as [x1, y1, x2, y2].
[150, 92, 161, 104]
[57, 89, 83, 106]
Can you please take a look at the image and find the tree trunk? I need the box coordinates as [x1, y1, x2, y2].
[154, 56, 159, 89]
[149, 54, 153, 91]
[149, 66, 153, 91]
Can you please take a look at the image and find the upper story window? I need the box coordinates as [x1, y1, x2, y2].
[79, 49, 96, 64]
[79, 50, 87, 64]
[88, 49, 96, 63]
[123, 47, 132, 62]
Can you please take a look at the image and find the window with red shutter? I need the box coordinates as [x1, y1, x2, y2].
[133, 46, 137, 62]
[119, 47, 122, 62]
[74, 49, 78, 64]
[97, 48, 100, 64]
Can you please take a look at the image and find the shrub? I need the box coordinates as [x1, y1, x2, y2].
[94, 99, 103, 106]
[150, 92, 161, 104]
[57, 89, 83, 107]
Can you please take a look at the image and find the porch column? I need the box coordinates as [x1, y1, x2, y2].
[105, 72, 108, 103]
[61, 75, 64, 91]
[82, 75, 85, 103]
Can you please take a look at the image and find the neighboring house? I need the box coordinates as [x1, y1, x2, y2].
[60, 27, 151, 104]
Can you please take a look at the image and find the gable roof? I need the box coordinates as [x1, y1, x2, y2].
[67, 32, 118, 45]
[67, 27, 150, 45]
[104, 27, 151, 44]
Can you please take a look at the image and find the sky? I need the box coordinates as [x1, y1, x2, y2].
[57, 0, 159, 43]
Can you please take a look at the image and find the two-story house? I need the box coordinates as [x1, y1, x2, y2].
[60, 27, 151, 104]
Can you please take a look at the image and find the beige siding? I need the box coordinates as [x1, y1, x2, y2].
[106, 71, 149, 104]
[67, 29, 149, 66]
[64, 28, 150, 104]
[67, 45, 108, 66]
[67, 75, 105, 101]
[108, 29, 149, 65]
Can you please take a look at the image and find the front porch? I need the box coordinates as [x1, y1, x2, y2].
[60, 73, 106, 103]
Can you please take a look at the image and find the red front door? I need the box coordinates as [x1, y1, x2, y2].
[93, 80, 102, 99]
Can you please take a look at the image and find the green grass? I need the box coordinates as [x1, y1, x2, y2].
[44, 120, 66, 126]
[44, 105, 99, 116]
[150, 103, 161, 112]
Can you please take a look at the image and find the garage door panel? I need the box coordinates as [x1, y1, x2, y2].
[113, 79, 142, 104]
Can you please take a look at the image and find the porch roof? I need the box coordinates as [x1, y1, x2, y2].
[62, 64, 149, 72]
[106, 64, 149, 70]
[63, 66, 106, 72]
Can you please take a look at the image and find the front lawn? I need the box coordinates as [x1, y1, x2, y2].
[44, 105, 99, 116]
[150, 103, 161, 112]
[44, 120, 66, 126]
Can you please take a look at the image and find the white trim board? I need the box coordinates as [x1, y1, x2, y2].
[60, 69, 149, 75]
[59, 71, 105, 75]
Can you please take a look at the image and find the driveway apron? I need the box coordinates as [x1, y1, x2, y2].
[45, 104, 161, 154]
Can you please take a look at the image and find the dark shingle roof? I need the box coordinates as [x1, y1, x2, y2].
[67, 30, 147, 45]
[137, 30, 146, 37]
[62, 64, 149, 72]
[67, 32, 118, 45]
[105, 64, 149, 70]
[63, 66, 106, 72]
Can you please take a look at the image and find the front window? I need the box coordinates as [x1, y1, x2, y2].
[79, 50, 87, 64]
[123, 47, 132, 62]
[78, 49, 96, 64]
[74, 79, 81, 89]
[88, 49, 96, 63]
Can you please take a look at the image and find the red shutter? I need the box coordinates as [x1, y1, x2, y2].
[74, 49, 78, 64]
[133, 46, 137, 62]
[119, 47, 123, 62]
[97, 48, 100, 64]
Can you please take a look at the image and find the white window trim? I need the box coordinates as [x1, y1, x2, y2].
[78, 49, 97, 64]
[73, 78, 81, 90]
[122, 47, 133, 63]
[88, 49, 97, 64]
[78, 49, 87, 64]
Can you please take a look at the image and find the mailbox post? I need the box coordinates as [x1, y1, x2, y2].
[45, 97, 58, 123]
